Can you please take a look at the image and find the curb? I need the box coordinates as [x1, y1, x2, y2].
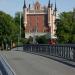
[0, 54, 16, 75]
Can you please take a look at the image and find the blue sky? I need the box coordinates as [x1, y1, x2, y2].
[0, 0, 75, 17]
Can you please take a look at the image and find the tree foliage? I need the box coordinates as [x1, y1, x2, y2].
[56, 10, 75, 44]
[0, 11, 18, 48]
[14, 12, 25, 38]
[36, 36, 48, 44]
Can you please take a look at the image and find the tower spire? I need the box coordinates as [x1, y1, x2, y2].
[54, 0, 57, 16]
[48, 0, 50, 8]
[23, 0, 26, 9]
[54, 0, 57, 12]
[51, 4, 53, 10]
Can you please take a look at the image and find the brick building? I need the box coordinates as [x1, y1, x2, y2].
[23, 0, 57, 44]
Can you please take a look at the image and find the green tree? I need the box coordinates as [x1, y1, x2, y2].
[0, 11, 18, 49]
[14, 12, 25, 38]
[36, 36, 48, 44]
[56, 10, 75, 44]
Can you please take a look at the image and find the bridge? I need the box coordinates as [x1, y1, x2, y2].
[0, 44, 75, 75]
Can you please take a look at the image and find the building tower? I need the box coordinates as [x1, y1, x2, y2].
[48, 0, 51, 33]
[23, 0, 27, 38]
[23, 0, 57, 44]
[47, 0, 57, 44]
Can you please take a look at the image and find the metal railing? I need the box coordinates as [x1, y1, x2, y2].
[23, 44, 75, 61]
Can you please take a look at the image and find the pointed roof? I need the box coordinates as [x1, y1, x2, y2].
[29, 4, 30, 9]
[54, 1, 57, 11]
[35, 0, 40, 5]
[48, 0, 50, 8]
[51, 4, 53, 10]
[23, 0, 26, 9]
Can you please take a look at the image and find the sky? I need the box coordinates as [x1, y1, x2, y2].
[0, 0, 75, 17]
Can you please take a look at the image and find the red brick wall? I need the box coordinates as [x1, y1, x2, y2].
[25, 14, 48, 32]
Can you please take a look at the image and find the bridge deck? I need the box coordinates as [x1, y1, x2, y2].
[0, 51, 75, 75]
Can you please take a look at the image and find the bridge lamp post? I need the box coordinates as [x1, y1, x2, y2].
[20, 12, 22, 40]
[33, 10, 37, 44]
[16, 34, 19, 50]
[11, 39, 12, 49]
[4, 38, 7, 50]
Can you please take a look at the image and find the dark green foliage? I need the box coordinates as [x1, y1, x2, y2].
[36, 36, 48, 44]
[14, 12, 25, 38]
[56, 11, 75, 44]
[0, 11, 18, 49]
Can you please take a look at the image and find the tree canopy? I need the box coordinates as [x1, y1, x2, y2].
[14, 12, 25, 38]
[0, 11, 18, 47]
[56, 10, 75, 44]
[1, 9, 75, 48]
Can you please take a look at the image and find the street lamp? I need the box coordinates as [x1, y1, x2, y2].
[4, 38, 7, 50]
[17, 34, 19, 46]
[32, 10, 38, 44]
[20, 12, 22, 39]
[16, 34, 19, 50]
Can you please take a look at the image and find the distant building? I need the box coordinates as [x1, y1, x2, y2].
[23, 0, 57, 43]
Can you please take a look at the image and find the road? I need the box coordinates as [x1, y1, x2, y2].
[0, 51, 75, 75]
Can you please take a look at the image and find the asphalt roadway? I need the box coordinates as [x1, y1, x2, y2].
[0, 51, 75, 75]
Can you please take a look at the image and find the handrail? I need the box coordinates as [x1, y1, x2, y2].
[23, 44, 75, 61]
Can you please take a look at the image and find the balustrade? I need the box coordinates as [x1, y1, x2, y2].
[23, 44, 75, 61]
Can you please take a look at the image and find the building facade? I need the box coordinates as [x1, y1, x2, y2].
[23, 0, 57, 43]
